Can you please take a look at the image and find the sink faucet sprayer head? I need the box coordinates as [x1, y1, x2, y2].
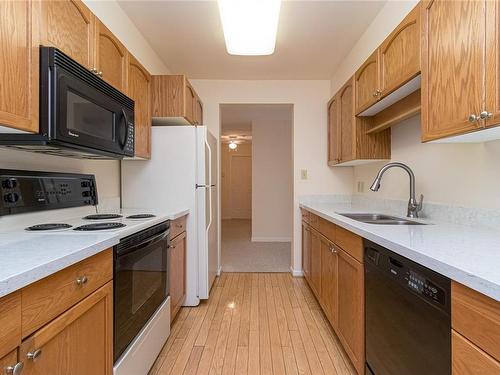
[370, 178, 381, 192]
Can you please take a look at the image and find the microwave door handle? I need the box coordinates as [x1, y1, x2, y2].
[119, 109, 129, 148]
[116, 230, 169, 257]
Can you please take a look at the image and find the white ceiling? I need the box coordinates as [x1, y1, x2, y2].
[118, 0, 387, 80]
[221, 104, 293, 136]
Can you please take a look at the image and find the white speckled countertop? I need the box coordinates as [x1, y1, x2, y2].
[0, 208, 189, 298]
[299, 199, 500, 301]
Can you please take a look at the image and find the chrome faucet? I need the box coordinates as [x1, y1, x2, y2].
[370, 162, 424, 218]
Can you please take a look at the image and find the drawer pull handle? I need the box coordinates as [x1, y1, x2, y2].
[76, 276, 88, 286]
[27, 349, 42, 361]
[5, 362, 24, 375]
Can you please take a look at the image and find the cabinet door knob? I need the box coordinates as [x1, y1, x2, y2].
[480, 111, 492, 120]
[372, 89, 381, 97]
[26, 349, 42, 361]
[468, 114, 479, 123]
[5, 362, 24, 375]
[98, 71, 103, 77]
[76, 275, 88, 286]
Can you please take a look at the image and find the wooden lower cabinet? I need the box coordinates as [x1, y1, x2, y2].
[337, 249, 365, 374]
[0, 349, 20, 375]
[302, 222, 311, 282]
[169, 230, 186, 322]
[20, 281, 113, 375]
[452, 330, 500, 374]
[320, 235, 338, 328]
[309, 228, 322, 298]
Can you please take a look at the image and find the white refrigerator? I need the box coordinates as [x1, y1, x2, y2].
[121, 126, 218, 306]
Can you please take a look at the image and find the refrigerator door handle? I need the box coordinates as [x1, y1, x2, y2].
[205, 138, 213, 231]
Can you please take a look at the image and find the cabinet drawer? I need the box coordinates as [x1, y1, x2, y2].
[301, 208, 310, 224]
[170, 215, 187, 239]
[336, 226, 363, 263]
[318, 217, 336, 243]
[0, 292, 21, 358]
[21, 249, 113, 337]
[452, 330, 500, 374]
[451, 281, 500, 361]
[309, 213, 319, 230]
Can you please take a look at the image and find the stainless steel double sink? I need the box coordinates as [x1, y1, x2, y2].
[338, 213, 427, 225]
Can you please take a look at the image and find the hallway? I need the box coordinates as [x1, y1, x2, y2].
[149, 273, 355, 375]
[221, 219, 290, 273]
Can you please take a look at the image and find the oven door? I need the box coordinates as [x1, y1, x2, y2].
[114, 227, 169, 362]
[53, 66, 133, 156]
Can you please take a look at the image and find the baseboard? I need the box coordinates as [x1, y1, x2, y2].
[216, 266, 222, 276]
[251, 236, 292, 242]
[290, 267, 304, 277]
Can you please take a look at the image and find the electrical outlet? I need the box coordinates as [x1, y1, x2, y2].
[301, 169, 308, 180]
[357, 181, 365, 193]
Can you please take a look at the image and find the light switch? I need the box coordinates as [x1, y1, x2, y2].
[301, 169, 308, 180]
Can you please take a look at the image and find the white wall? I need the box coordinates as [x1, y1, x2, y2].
[331, 0, 500, 211]
[0, 1, 170, 201]
[252, 118, 293, 242]
[190, 79, 354, 274]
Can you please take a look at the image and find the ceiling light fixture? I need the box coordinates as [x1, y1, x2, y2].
[228, 141, 237, 150]
[217, 0, 282, 56]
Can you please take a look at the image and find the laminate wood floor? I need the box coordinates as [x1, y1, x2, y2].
[149, 273, 356, 375]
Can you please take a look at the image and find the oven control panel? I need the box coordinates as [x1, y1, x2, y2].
[407, 270, 445, 305]
[0, 170, 97, 216]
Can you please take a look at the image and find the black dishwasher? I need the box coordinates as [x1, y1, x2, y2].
[364, 240, 451, 375]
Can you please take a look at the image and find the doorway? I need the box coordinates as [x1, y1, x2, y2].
[220, 104, 293, 272]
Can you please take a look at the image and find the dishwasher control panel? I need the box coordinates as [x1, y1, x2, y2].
[407, 270, 445, 305]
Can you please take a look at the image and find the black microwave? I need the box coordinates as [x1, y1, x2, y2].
[0, 47, 134, 159]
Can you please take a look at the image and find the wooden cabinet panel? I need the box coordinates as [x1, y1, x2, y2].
[339, 77, 355, 163]
[318, 217, 336, 243]
[327, 96, 340, 165]
[320, 236, 338, 329]
[127, 53, 151, 159]
[195, 97, 204, 125]
[355, 50, 379, 114]
[22, 249, 112, 338]
[20, 282, 113, 375]
[486, 0, 500, 129]
[309, 228, 322, 298]
[185, 83, 196, 124]
[451, 281, 500, 361]
[95, 20, 128, 92]
[0, 350, 19, 375]
[170, 215, 187, 240]
[0, 292, 21, 359]
[39, 0, 95, 69]
[337, 249, 364, 375]
[302, 222, 311, 282]
[0, 0, 38, 133]
[170, 231, 186, 322]
[379, 3, 421, 97]
[452, 330, 500, 374]
[421, 0, 485, 141]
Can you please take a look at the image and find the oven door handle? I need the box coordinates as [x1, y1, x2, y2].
[116, 230, 169, 257]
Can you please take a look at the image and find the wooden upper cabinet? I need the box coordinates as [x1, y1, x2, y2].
[0, 0, 38, 133]
[355, 50, 379, 114]
[127, 54, 151, 159]
[338, 77, 355, 163]
[95, 20, 128, 92]
[38, 0, 95, 69]
[152, 75, 203, 126]
[337, 249, 365, 375]
[20, 282, 113, 375]
[327, 96, 340, 165]
[421, 0, 486, 141]
[379, 3, 421, 96]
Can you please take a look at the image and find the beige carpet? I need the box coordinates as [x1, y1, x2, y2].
[221, 219, 291, 272]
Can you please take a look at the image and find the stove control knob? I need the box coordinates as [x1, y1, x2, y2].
[4, 192, 19, 203]
[81, 181, 91, 188]
[2, 178, 17, 189]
